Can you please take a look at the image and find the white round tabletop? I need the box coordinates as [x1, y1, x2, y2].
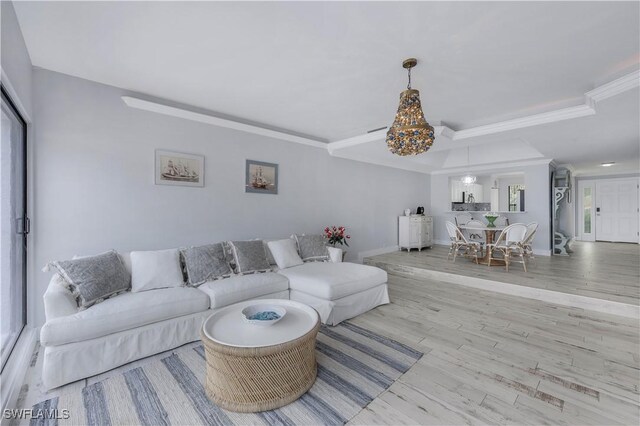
[202, 299, 319, 348]
[459, 225, 506, 231]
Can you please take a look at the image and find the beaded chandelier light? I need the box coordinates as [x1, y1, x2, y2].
[386, 58, 435, 156]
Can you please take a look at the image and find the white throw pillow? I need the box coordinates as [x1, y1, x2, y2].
[267, 239, 304, 269]
[130, 249, 184, 292]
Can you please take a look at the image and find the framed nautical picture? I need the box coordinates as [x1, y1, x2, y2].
[245, 159, 278, 194]
[155, 150, 204, 187]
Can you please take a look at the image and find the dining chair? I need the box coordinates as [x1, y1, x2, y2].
[487, 223, 528, 272]
[494, 215, 510, 226]
[465, 219, 486, 255]
[521, 222, 538, 259]
[446, 221, 481, 263]
[454, 213, 473, 226]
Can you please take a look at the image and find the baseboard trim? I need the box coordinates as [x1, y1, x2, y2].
[370, 262, 639, 319]
[1, 326, 37, 412]
[357, 245, 399, 263]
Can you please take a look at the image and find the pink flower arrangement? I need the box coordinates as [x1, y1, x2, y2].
[324, 226, 351, 247]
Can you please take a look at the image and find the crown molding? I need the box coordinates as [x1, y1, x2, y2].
[329, 70, 638, 152]
[438, 125, 456, 140]
[452, 104, 595, 140]
[326, 128, 387, 154]
[585, 70, 640, 103]
[122, 96, 327, 149]
[431, 158, 553, 175]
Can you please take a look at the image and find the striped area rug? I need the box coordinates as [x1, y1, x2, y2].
[32, 322, 422, 426]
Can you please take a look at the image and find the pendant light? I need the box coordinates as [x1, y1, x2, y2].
[461, 146, 476, 186]
[386, 58, 435, 156]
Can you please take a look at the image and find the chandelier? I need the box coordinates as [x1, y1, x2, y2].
[461, 146, 476, 186]
[461, 174, 477, 186]
[386, 58, 435, 156]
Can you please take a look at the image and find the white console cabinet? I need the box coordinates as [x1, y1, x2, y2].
[398, 215, 433, 252]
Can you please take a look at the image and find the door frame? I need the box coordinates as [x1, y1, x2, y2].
[0, 84, 28, 372]
[577, 179, 596, 241]
[578, 176, 640, 243]
[595, 176, 640, 243]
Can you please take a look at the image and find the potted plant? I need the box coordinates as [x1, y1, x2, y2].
[483, 212, 499, 228]
[324, 226, 350, 261]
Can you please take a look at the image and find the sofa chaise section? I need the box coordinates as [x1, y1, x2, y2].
[279, 262, 389, 325]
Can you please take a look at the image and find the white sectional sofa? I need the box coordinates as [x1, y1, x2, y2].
[40, 246, 389, 390]
[281, 262, 389, 325]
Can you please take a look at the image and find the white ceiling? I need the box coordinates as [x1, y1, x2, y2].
[13, 1, 640, 175]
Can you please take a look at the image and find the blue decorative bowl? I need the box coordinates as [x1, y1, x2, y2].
[241, 304, 287, 327]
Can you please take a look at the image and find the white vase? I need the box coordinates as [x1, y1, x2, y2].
[404, 209, 411, 216]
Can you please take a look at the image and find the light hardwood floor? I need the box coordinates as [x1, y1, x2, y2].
[348, 273, 640, 425]
[364, 241, 640, 306]
[16, 244, 640, 425]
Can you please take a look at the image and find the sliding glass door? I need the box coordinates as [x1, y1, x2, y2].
[0, 86, 28, 371]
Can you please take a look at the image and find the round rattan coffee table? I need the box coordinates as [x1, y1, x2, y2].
[201, 299, 320, 413]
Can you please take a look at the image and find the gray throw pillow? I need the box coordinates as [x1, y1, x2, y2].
[221, 241, 236, 271]
[180, 243, 232, 286]
[228, 240, 272, 274]
[295, 234, 330, 262]
[48, 250, 130, 310]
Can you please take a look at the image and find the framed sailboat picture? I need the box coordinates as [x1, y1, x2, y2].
[155, 150, 204, 187]
[245, 159, 278, 194]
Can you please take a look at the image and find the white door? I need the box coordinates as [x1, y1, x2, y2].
[578, 180, 595, 241]
[595, 178, 639, 243]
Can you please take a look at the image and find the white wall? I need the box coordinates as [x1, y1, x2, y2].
[31, 69, 429, 326]
[1, 0, 33, 118]
[431, 163, 552, 253]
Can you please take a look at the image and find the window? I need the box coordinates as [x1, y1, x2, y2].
[1, 86, 28, 371]
[583, 187, 592, 234]
[508, 184, 525, 212]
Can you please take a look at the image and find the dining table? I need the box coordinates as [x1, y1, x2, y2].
[459, 224, 506, 266]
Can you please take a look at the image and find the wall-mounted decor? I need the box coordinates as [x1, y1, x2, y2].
[155, 150, 204, 187]
[245, 160, 278, 194]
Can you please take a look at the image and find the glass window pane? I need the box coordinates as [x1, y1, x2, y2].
[1, 88, 27, 371]
[583, 187, 592, 234]
[584, 209, 591, 234]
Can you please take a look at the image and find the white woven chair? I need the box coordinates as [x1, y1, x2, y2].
[465, 219, 486, 255]
[487, 223, 528, 272]
[454, 213, 473, 227]
[446, 221, 481, 264]
[521, 222, 538, 259]
[494, 215, 510, 226]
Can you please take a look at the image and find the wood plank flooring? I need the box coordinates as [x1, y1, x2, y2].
[348, 273, 640, 425]
[364, 241, 640, 306]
